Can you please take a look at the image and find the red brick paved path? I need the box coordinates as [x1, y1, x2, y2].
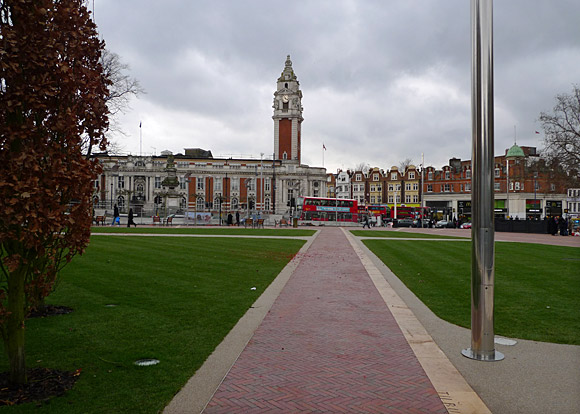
[204, 227, 447, 413]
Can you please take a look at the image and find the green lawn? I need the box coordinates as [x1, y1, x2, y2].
[351, 229, 465, 239]
[91, 226, 315, 237]
[0, 236, 304, 413]
[363, 239, 580, 345]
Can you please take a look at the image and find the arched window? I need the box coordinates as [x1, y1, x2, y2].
[136, 183, 144, 192]
[196, 197, 204, 211]
[231, 197, 239, 210]
[265, 197, 270, 211]
[283, 152, 288, 160]
[214, 197, 221, 210]
[117, 196, 125, 210]
[180, 197, 187, 209]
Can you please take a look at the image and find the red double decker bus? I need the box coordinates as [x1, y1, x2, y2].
[390, 206, 431, 219]
[298, 197, 359, 222]
[367, 204, 390, 218]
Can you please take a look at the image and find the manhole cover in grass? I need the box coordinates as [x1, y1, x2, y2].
[134, 359, 160, 367]
[494, 337, 517, 346]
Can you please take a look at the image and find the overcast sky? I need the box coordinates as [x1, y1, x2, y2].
[93, 0, 579, 173]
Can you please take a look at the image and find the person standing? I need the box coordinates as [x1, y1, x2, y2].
[558, 216, 568, 236]
[127, 208, 137, 227]
[112, 204, 119, 226]
[236, 211, 240, 226]
[227, 212, 233, 226]
[551, 216, 559, 235]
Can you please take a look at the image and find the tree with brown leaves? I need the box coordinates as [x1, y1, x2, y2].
[0, 0, 109, 385]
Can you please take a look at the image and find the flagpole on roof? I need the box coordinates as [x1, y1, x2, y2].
[139, 121, 142, 157]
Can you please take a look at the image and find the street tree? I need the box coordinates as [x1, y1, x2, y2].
[539, 85, 580, 174]
[0, 0, 109, 385]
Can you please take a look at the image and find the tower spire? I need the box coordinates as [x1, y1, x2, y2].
[273, 55, 303, 163]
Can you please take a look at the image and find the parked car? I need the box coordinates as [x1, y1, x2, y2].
[395, 218, 414, 227]
[412, 219, 430, 228]
[435, 220, 455, 228]
[460, 222, 472, 229]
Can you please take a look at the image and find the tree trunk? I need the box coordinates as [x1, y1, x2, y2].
[4, 268, 27, 386]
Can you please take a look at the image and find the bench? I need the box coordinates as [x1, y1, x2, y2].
[244, 218, 253, 228]
[94, 215, 106, 226]
[278, 219, 289, 227]
[256, 219, 265, 228]
[164, 216, 174, 226]
[153, 216, 161, 225]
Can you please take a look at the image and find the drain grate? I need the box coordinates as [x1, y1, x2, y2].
[494, 337, 517, 346]
[134, 359, 160, 366]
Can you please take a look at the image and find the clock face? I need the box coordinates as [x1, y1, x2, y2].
[282, 95, 289, 103]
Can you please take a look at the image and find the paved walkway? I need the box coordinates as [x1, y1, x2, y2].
[166, 227, 489, 413]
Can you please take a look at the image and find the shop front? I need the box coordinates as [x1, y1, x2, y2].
[494, 199, 507, 218]
[458, 200, 471, 221]
[526, 199, 541, 219]
[545, 200, 562, 217]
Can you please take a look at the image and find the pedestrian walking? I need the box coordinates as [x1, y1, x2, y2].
[127, 208, 137, 227]
[362, 215, 370, 229]
[112, 204, 120, 226]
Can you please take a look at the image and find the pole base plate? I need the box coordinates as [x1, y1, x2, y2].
[461, 347, 504, 361]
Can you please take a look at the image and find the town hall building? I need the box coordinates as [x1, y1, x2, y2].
[93, 55, 327, 222]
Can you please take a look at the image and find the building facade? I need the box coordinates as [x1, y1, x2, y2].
[423, 145, 569, 221]
[94, 55, 327, 221]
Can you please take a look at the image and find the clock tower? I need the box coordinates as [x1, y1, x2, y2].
[273, 55, 303, 163]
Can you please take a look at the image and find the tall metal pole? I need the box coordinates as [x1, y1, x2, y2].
[463, 0, 504, 361]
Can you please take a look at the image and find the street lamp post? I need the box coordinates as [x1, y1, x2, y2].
[421, 153, 425, 228]
[534, 171, 537, 218]
[218, 192, 222, 226]
[272, 154, 276, 214]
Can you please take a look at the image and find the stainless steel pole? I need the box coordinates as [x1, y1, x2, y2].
[462, 0, 504, 361]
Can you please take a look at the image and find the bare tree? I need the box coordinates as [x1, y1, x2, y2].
[100, 48, 145, 136]
[539, 85, 580, 174]
[354, 162, 370, 173]
[399, 158, 414, 172]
